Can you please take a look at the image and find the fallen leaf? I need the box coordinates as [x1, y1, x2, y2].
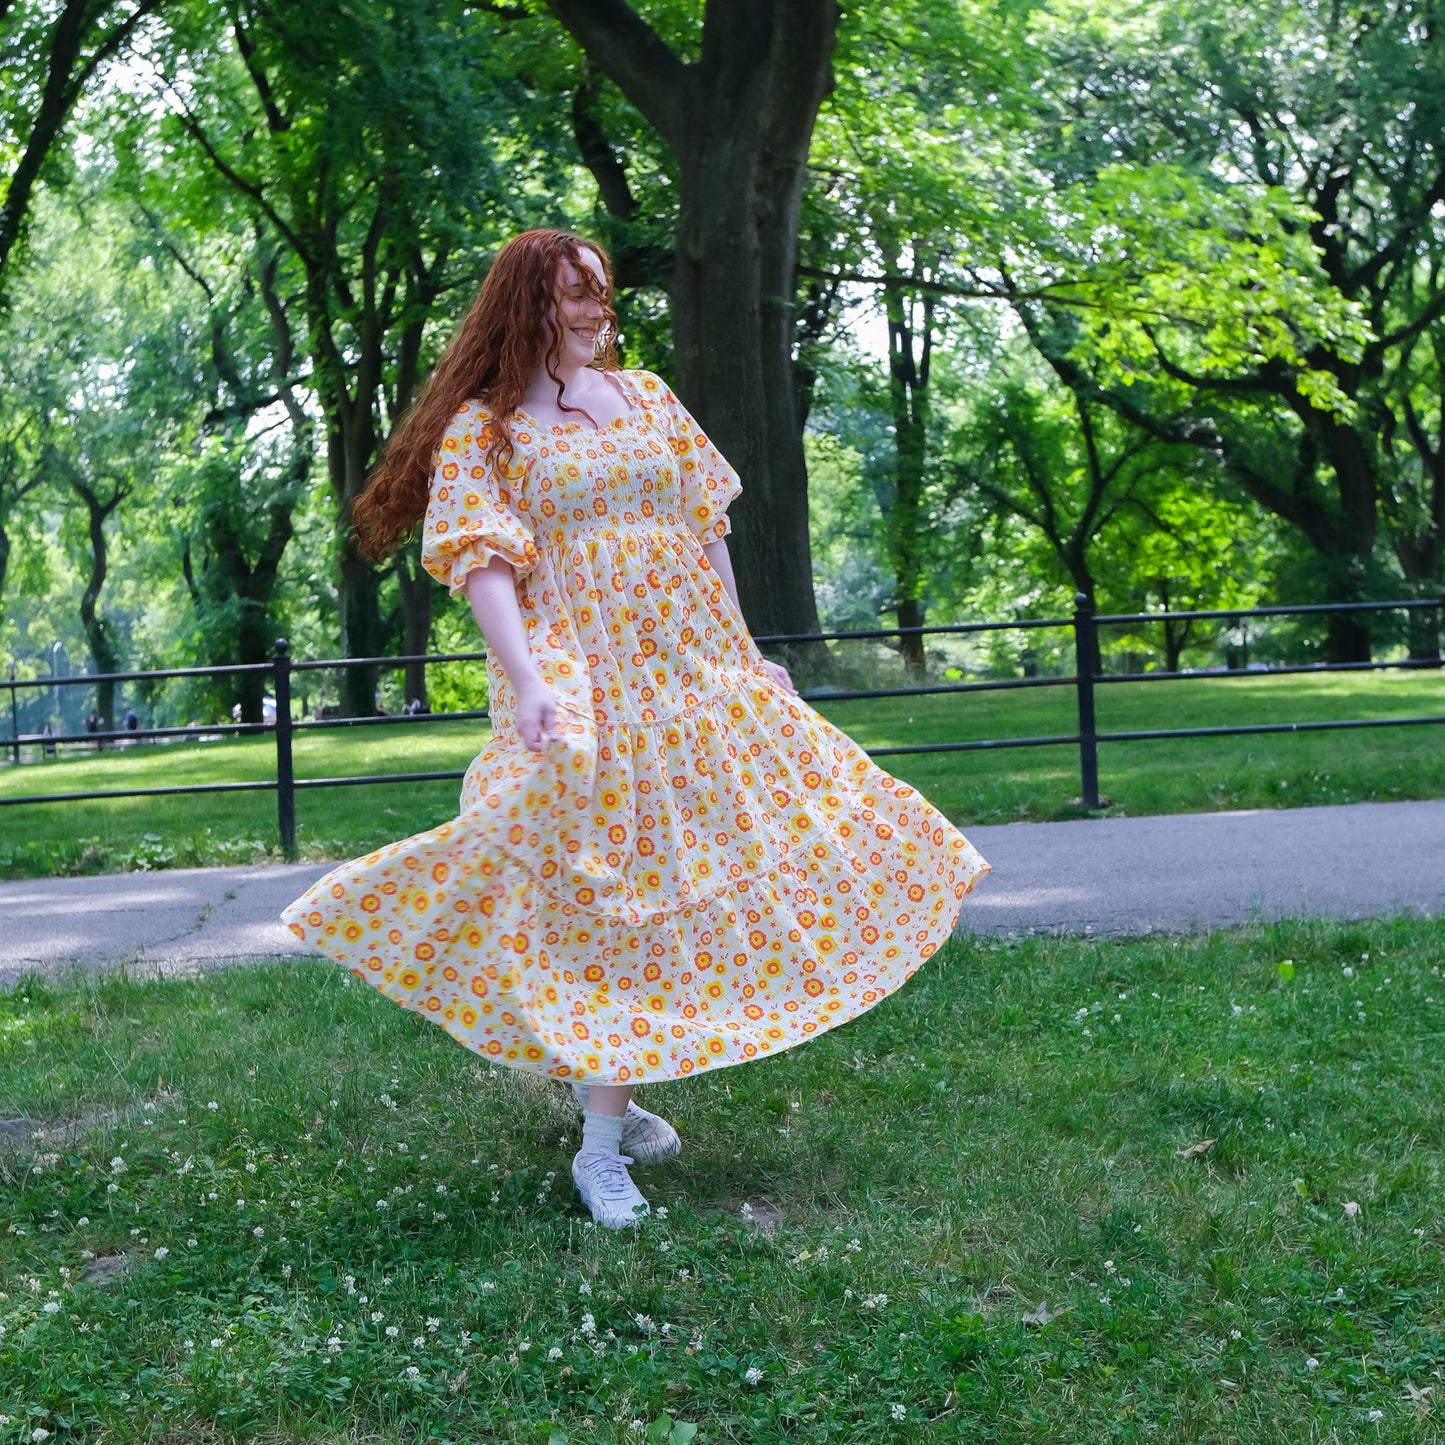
[1176, 1138, 1216, 1160]
[1022, 1301, 1071, 1328]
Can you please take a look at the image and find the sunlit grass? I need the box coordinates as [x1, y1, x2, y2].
[3, 916, 1443, 1441]
[0, 670, 1441, 879]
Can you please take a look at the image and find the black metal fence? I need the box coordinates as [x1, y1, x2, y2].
[2, 595, 1442, 855]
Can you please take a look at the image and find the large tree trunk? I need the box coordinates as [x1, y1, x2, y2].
[546, 0, 837, 645]
[670, 182, 821, 641]
[394, 547, 434, 707]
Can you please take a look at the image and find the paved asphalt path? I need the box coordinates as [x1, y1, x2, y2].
[2, 798, 1441, 985]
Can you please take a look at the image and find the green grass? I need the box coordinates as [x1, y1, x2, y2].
[1, 670, 1442, 879]
[3, 917, 1443, 1441]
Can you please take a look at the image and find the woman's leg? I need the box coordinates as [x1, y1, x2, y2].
[573, 1082, 650, 1229]
[584, 1084, 633, 1117]
[570, 1082, 682, 1164]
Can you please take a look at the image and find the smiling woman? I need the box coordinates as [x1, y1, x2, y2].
[282, 228, 989, 1231]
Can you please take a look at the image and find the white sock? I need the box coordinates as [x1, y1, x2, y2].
[580, 1109, 624, 1156]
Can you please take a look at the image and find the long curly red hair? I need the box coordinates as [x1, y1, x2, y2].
[353, 229, 619, 560]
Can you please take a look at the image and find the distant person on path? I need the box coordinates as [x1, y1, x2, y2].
[281, 229, 989, 1229]
[123, 708, 139, 733]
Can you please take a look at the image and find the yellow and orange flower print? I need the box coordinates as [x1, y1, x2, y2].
[282, 370, 988, 1082]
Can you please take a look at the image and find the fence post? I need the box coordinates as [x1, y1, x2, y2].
[7, 662, 18, 766]
[1073, 592, 1100, 809]
[274, 638, 296, 859]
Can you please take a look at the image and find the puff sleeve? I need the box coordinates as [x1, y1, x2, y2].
[637, 372, 742, 543]
[420, 402, 539, 596]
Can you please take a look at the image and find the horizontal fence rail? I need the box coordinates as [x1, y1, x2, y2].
[2, 594, 1441, 853]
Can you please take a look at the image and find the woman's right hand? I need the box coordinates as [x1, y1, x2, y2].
[514, 675, 559, 752]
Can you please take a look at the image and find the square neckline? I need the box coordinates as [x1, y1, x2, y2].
[515, 370, 642, 435]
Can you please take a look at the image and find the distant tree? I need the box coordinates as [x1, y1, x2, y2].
[1019, 0, 1445, 661]
[0, 0, 166, 288]
[148, 0, 565, 711]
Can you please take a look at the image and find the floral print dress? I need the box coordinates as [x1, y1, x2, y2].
[281, 369, 989, 1083]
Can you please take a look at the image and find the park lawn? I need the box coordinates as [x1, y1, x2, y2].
[0, 669, 1442, 879]
[2, 916, 1443, 1442]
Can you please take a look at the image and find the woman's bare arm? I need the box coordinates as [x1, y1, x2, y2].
[464, 559, 557, 750]
[702, 538, 741, 611]
[702, 538, 797, 695]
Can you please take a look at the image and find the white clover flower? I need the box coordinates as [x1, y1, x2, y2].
[43, 1301, 61, 1314]
[253, 1227, 264, 1238]
[1367, 1408, 1383, 1421]
[326, 1337, 342, 1353]
[579, 1313, 596, 1337]
[376, 1200, 389, 1210]
[76, 1217, 89, 1226]
[634, 1314, 654, 1334]
[405, 1365, 421, 1380]
[282, 1264, 292, 1279]
[109, 1157, 126, 1174]
[207, 1101, 218, 1110]
[210, 1338, 224, 1348]
[1344, 1201, 1362, 1218]
[371, 1311, 385, 1323]
[187, 1238, 198, 1247]
[479, 1281, 496, 1292]
[891, 1403, 906, 1421]
[655, 1206, 668, 1218]
[426, 1316, 440, 1331]
[412, 1336, 425, 1348]
[386, 1325, 399, 1337]
[30, 1429, 51, 1442]
[1306, 1357, 1320, 1369]
[743, 1365, 764, 1384]
[154, 1247, 169, 1260]
[578, 1280, 591, 1296]
[548, 1345, 563, 1360]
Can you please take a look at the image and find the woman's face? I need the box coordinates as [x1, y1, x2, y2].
[548, 248, 609, 370]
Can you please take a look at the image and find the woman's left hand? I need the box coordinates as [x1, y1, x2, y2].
[759, 658, 798, 695]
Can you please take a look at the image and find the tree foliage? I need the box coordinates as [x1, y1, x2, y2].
[1, 0, 1441, 723]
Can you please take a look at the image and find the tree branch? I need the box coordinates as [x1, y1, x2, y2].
[542, 0, 692, 150]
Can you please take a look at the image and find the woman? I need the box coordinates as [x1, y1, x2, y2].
[282, 229, 989, 1229]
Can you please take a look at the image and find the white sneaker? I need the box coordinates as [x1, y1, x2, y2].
[570, 1086, 682, 1166]
[572, 1148, 650, 1230]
